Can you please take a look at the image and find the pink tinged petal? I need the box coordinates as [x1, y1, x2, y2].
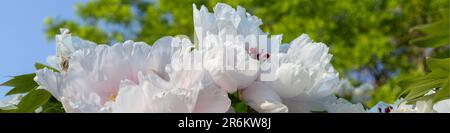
[193, 84, 231, 113]
[34, 68, 63, 100]
[149, 37, 177, 76]
[141, 73, 200, 113]
[46, 56, 60, 70]
[60, 97, 81, 113]
[109, 80, 146, 113]
[211, 73, 237, 93]
[269, 64, 310, 98]
[61, 93, 105, 113]
[242, 82, 288, 113]
[433, 99, 450, 113]
[206, 65, 238, 93]
[56, 29, 97, 60]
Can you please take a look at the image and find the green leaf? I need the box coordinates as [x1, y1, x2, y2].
[0, 109, 16, 113]
[399, 58, 450, 104]
[406, 94, 435, 105]
[41, 97, 65, 113]
[432, 80, 449, 103]
[410, 19, 449, 48]
[6, 86, 38, 96]
[232, 102, 248, 113]
[1, 73, 38, 96]
[35, 62, 60, 72]
[399, 75, 444, 101]
[427, 58, 450, 73]
[14, 89, 51, 113]
[1, 73, 37, 87]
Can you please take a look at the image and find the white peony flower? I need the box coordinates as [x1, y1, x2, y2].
[34, 31, 230, 113]
[36, 40, 152, 112]
[243, 34, 340, 113]
[193, 3, 262, 92]
[158, 36, 231, 113]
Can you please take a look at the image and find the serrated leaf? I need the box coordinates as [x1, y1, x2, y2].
[6, 86, 38, 96]
[14, 89, 51, 113]
[1, 73, 37, 87]
[1, 73, 38, 96]
[410, 34, 449, 48]
[400, 76, 444, 101]
[410, 19, 449, 48]
[399, 58, 450, 104]
[433, 80, 449, 103]
[35, 62, 59, 72]
[406, 94, 434, 105]
[411, 20, 449, 34]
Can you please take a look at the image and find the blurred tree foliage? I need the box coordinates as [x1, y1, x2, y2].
[44, 0, 449, 107]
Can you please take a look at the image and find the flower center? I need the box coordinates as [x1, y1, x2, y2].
[108, 93, 118, 102]
[249, 47, 270, 61]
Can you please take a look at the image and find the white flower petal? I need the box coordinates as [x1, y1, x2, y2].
[324, 98, 367, 113]
[433, 99, 450, 113]
[108, 79, 146, 113]
[242, 82, 288, 113]
[34, 68, 63, 100]
[193, 83, 231, 113]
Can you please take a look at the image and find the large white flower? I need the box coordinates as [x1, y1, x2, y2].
[34, 31, 230, 113]
[243, 34, 340, 113]
[193, 3, 262, 92]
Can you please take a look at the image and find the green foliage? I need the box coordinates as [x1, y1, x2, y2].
[228, 92, 247, 113]
[410, 9, 449, 48]
[1, 74, 37, 96]
[367, 78, 403, 107]
[14, 89, 51, 113]
[41, 97, 65, 113]
[399, 58, 449, 104]
[398, 10, 450, 105]
[76, 0, 135, 24]
[0, 63, 65, 113]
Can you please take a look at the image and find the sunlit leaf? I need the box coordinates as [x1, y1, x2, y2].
[432, 80, 449, 103]
[399, 58, 450, 104]
[41, 97, 65, 113]
[410, 19, 449, 48]
[14, 89, 51, 113]
[1, 73, 38, 96]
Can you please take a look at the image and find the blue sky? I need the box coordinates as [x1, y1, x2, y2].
[0, 0, 86, 99]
